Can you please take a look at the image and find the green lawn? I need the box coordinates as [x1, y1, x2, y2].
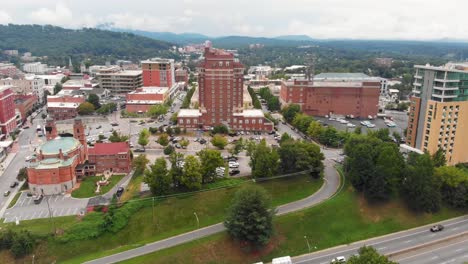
[7, 191, 22, 209]
[3, 173, 322, 264]
[120, 171, 466, 264]
[71, 174, 125, 198]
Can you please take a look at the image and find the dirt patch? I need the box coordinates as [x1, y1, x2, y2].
[357, 194, 424, 224]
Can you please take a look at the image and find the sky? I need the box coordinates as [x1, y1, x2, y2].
[0, 0, 466, 40]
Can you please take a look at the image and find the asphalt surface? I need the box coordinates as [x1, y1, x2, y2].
[292, 216, 468, 264]
[396, 236, 468, 264]
[83, 133, 342, 264]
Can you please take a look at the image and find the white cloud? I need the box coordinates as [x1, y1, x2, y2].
[0, 10, 12, 24]
[29, 3, 74, 26]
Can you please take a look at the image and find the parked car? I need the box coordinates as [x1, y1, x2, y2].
[3, 191, 10, 197]
[26, 192, 33, 197]
[96, 125, 102, 129]
[134, 148, 145, 152]
[25, 156, 33, 162]
[111, 122, 119, 126]
[331, 256, 346, 263]
[199, 139, 207, 144]
[228, 161, 240, 168]
[33, 195, 43, 204]
[10, 181, 18, 188]
[229, 169, 240, 176]
[346, 123, 356, 128]
[116, 187, 124, 197]
[430, 224, 444, 232]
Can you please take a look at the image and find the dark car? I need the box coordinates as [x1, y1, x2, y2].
[3, 191, 10, 197]
[199, 139, 207, 144]
[33, 195, 43, 204]
[26, 192, 33, 197]
[116, 187, 124, 197]
[228, 157, 238, 162]
[111, 122, 119, 126]
[96, 125, 102, 129]
[134, 148, 145, 153]
[430, 224, 444, 232]
[10, 181, 18, 188]
[229, 169, 240, 176]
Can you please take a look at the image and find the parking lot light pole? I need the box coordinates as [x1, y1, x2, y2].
[194, 212, 199, 229]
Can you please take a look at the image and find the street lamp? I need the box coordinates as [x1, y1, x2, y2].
[304, 235, 311, 252]
[194, 212, 199, 229]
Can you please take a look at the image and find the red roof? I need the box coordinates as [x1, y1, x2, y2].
[88, 142, 129, 156]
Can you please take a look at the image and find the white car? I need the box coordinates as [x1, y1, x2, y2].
[338, 119, 348, 124]
[346, 123, 356, 128]
[331, 256, 346, 263]
[228, 162, 239, 168]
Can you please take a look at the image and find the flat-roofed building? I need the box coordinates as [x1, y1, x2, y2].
[141, 58, 175, 88]
[96, 66, 142, 94]
[0, 85, 17, 136]
[47, 94, 85, 121]
[126, 86, 169, 113]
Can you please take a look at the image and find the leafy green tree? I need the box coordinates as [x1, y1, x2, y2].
[347, 143, 376, 192]
[181, 86, 196, 108]
[77, 102, 95, 115]
[163, 145, 174, 155]
[87, 93, 101, 109]
[347, 246, 397, 264]
[282, 104, 301, 123]
[368, 128, 392, 142]
[197, 149, 225, 183]
[267, 96, 280, 111]
[292, 113, 314, 133]
[179, 138, 190, 148]
[232, 137, 244, 155]
[138, 128, 150, 150]
[148, 104, 168, 118]
[279, 132, 292, 145]
[212, 125, 229, 134]
[16, 167, 28, 181]
[108, 131, 129, 142]
[174, 127, 182, 135]
[169, 152, 184, 188]
[96, 103, 117, 115]
[181, 155, 202, 190]
[157, 133, 169, 146]
[132, 154, 149, 174]
[278, 140, 324, 176]
[435, 166, 468, 209]
[402, 153, 441, 213]
[211, 134, 228, 149]
[250, 140, 279, 178]
[224, 185, 275, 247]
[144, 157, 171, 195]
[432, 148, 447, 167]
[392, 131, 402, 143]
[53, 83, 62, 95]
[248, 86, 261, 109]
[307, 120, 323, 139]
[354, 126, 362, 135]
[10, 230, 35, 258]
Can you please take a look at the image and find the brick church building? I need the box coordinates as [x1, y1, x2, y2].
[27, 118, 131, 195]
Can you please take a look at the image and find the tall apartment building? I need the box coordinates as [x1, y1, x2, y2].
[280, 73, 381, 118]
[406, 63, 468, 165]
[178, 45, 273, 131]
[96, 66, 142, 94]
[0, 86, 17, 136]
[141, 58, 175, 87]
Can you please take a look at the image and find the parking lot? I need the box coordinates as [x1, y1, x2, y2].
[3, 192, 88, 223]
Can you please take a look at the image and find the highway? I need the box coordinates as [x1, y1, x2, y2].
[292, 216, 468, 264]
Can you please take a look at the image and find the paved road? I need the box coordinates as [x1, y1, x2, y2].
[396, 236, 468, 264]
[84, 145, 342, 264]
[292, 216, 468, 264]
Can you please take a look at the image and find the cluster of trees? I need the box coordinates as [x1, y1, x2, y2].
[345, 131, 468, 212]
[181, 85, 196, 108]
[347, 246, 397, 264]
[0, 230, 36, 258]
[96, 103, 117, 115]
[384, 101, 410, 111]
[248, 138, 324, 178]
[258, 87, 280, 111]
[148, 104, 168, 118]
[144, 149, 224, 195]
[78, 94, 117, 116]
[108, 131, 129, 143]
[138, 129, 150, 149]
[247, 86, 261, 109]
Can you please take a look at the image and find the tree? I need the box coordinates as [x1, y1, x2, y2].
[279, 132, 292, 145]
[16, 167, 28, 181]
[267, 96, 280, 111]
[179, 138, 190, 148]
[282, 104, 301, 123]
[144, 157, 171, 195]
[163, 145, 174, 155]
[53, 83, 62, 94]
[148, 104, 168, 118]
[211, 135, 228, 149]
[354, 126, 362, 135]
[157, 133, 169, 146]
[96, 103, 117, 115]
[78, 102, 95, 115]
[212, 125, 229, 134]
[174, 127, 181, 135]
[402, 153, 441, 213]
[392, 131, 402, 143]
[232, 137, 244, 155]
[108, 131, 129, 142]
[138, 128, 150, 150]
[250, 140, 279, 178]
[347, 143, 376, 192]
[10, 230, 35, 258]
[181, 155, 202, 190]
[435, 166, 468, 209]
[43, 90, 51, 103]
[347, 246, 397, 264]
[132, 154, 149, 174]
[87, 93, 101, 109]
[307, 120, 323, 139]
[292, 113, 314, 133]
[278, 140, 324, 176]
[432, 148, 447, 167]
[169, 152, 184, 188]
[224, 185, 275, 247]
[198, 149, 224, 183]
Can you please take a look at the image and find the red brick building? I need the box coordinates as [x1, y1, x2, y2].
[14, 94, 38, 122]
[141, 58, 175, 87]
[0, 85, 17, 136]
[177, 45, 273, 131]
[125, 86, 169, 113]
[47, 94, 85, 121]
[28, 118, 131, 195]
[88, 142, 131, 173]
[280, 74, 380, 118]
[175, 68, 189, 88]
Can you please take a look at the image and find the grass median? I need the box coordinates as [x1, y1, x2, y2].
[119, 169, 466, 264]
[0, 173, 322, 264]
[6, 191, 22, 209]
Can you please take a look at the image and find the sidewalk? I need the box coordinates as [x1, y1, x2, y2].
[0, 151, 18, 178]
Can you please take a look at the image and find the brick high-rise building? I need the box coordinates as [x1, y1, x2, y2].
[0, 85, 17, 136]
[141, 58, 175, 87]
[280, 73, 381, 118]
[178, 45, 273, 131]
[406, 63, 468, 165]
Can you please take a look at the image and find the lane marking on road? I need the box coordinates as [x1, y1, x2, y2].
[73, 208, 78, 215]
[455, 248, 464, 252]
[404, 240, 413, 243]
[66, 208, 72, 215]
[377, 247, 387, 250]
[452, 227, 459, 231]
[395, 238, 468, 262]
[54, 196, 59, 202]
[31, 211, 38, 219]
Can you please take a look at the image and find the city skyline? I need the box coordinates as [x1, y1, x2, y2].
[1, 0, 468, 41]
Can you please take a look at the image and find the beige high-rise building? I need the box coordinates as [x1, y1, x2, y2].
[407, 63, 468, 165]
[96, 66, 142, 94]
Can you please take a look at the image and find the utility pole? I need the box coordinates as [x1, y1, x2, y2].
[45, 196, 56, 235]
